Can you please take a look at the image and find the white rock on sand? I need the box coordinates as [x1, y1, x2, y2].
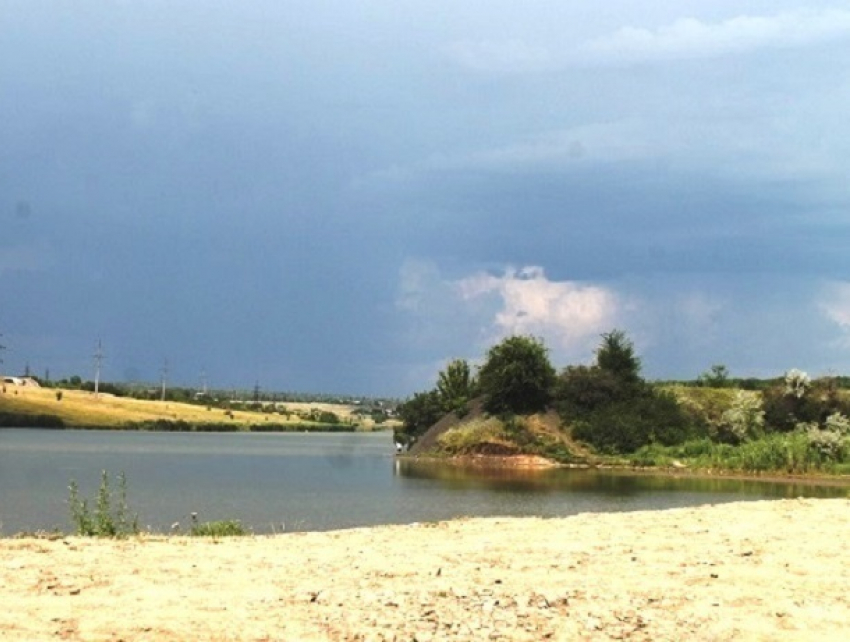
[1, 498, 848, 641]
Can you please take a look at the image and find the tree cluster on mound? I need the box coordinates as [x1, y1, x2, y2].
[555, 331, 694, 454]
[396, 331, 850, 465]
[396, 330, 692, 454]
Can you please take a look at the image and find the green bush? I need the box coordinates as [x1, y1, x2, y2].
[0, 412, 65, 428]
[596, 329, 642, 385]
[189, 517, 247, 537]
[68, 470, 138, 537]
[396, 389, 444, 446]
[572, 392, 696, 454]
[680, 438, 724, 458]
[715, 390, 765, 444]
[630, 432, 848, 474]
[554, 365, 628, 419]
[436, 358, 476, 415]
[762, 375, 850, 432]
[666, 386, 738, 436]
[478, 335, 556, 415]
[735, 433, 814, 472]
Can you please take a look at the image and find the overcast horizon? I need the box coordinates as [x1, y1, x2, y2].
[3, 1, 850, 396]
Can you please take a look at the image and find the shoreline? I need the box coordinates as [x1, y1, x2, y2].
[2, 498, 848, 640]
[400, 453, 850, 487]
[0, 423, 388, 433]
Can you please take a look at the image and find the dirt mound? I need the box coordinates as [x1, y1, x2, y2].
[406, 401, 593, 465]
[406, 398, 486, 456]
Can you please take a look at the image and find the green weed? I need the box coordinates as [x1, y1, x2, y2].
[189, 514, 247, 537]
[68, 470, 139, 537]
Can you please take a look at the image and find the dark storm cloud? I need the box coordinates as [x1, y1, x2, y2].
[3, 2, 850, 394]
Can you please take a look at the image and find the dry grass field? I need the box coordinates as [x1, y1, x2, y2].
[0, 384, 381, 429]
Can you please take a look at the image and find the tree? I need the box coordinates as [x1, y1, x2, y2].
[572, 392, 695, 454]
[699, 364, 730, 388]
[556, 330, 644, 420]
[395, 389, 443, 446]
[436, 358, 475, 414]
[554, 364, 622, 420]
[557, 330, 695, 454]
[596, 329, 641, 384]
[478, 335, 556, 415]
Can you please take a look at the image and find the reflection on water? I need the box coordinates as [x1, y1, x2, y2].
[0, 429, 846, 534]
[396, 459, 848, 499]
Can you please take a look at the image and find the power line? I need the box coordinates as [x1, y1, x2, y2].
[160, 358, 169, 402]
[93, 339, 104, 397]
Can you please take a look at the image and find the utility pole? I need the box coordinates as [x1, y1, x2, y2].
[200, 370, 208, 395]
[0, 332, 5, 367]
[93, 340, 104, 397]
[160, 359, 169, 402]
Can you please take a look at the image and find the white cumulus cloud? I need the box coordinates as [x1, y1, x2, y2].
[582, 10, 850, 64]
[447, 9, 850, 72]
[822, 282, 850, 334]
[456, 266, 619, 360]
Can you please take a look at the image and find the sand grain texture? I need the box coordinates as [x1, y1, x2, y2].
[2, 498, 848, 641]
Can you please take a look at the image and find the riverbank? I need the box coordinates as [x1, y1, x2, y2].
[0, 386, 390, 431]
[2, 499, 848, 641]
[401, 452, 850, 488]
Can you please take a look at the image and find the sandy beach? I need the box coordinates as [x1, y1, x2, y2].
[1, 498, 848, 641]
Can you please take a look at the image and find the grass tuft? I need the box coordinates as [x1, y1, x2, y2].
[189, 515, 248, 537]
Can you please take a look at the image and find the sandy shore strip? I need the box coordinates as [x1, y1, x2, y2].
[2, 499, 848, 641]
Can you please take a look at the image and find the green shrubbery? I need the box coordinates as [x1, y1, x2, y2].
[437, 359, 476, 416]
[713, 390, 765, 444]
[0, 411, 65, 428]
[478, 336, 555, 415]
[397, 327, 850, 473]
[762, 372, 850, 432]
[68, 470, 139, 537]
[667, 386, 738, 434]
[118, 419, 353, 433]
[189, 514, 247, 537]
[558, 331, 695, 454]
[67, 471, 255, 537]
[396, 357, 480, 447]
[572, 393, 696, 454]
[631, 431, 850, 474]
[395, 389, 444, 446]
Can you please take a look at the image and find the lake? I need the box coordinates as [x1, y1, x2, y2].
[1, 429, 846, 535]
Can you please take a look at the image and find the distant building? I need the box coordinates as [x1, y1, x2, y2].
[2, 376, 41, 387]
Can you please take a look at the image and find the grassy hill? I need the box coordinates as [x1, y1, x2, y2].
[0, 385, 389, 431]
[406, 399, 592, 465]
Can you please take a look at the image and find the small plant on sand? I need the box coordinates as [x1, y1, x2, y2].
[188, 512, 247, 537]
[68, 470, 139, 537]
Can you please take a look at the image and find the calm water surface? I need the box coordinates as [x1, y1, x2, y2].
[0, 429, 846, 534]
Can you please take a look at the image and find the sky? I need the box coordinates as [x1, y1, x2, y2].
[2, 1, 850, 396]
